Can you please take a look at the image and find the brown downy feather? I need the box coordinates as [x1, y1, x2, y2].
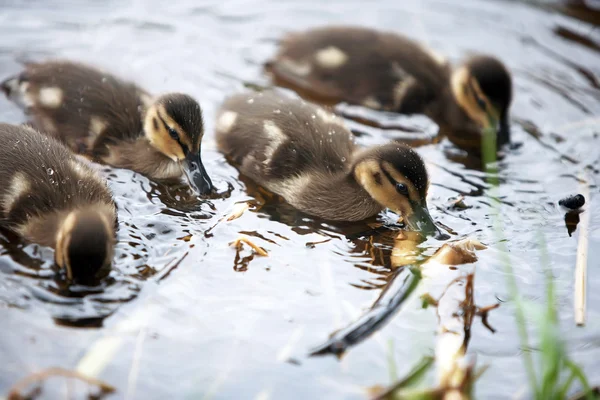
[102, 139, 182, 180]
[2, 60, 147, 151]
[268, 26, 450, 114]
[215, 91, 431, 222]
[0, 60, 178, 180]
[267, 26, 513, 150]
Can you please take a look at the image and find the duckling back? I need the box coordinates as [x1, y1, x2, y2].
[216, 91, 355, 183]
[0, 123, 117, 283]
[216, 91, 384, 221]
[268, 26, 449, 114]
[1, 60, 147, 155]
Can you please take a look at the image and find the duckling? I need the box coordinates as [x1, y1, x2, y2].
[1, 60, 213, 194]
[215, 90, 443, 237]
[0, 123, 117, 285]
[266, 26, 513, 152]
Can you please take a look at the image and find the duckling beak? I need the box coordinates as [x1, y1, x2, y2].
[405, 202, 448, 240]
[183, 151, 213, 195]
[497, 112, 510, 147]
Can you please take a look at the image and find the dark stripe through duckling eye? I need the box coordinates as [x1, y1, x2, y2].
[467, 80, 487, 111]
[159, 115, 189, 155]
[153, 118, 159, 130]
[380, 165, 396, 187]
[380, 165, 410, 197]
[158, 116, 177, 139]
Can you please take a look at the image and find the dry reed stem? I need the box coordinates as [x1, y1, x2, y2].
[575, 174, 590, 326]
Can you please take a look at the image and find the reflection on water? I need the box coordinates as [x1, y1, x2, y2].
[0, 0, 599, 399]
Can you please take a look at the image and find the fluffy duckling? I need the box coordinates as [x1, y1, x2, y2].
[216, 91, 443, 237]
[0, 123, 117, 285]
[1, 60, 213, 194]
[267, 26, 513, 151]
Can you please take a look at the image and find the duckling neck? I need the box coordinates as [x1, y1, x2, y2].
[434, 80, 479, 133]
[101, 137, 182, 181]
[291, 172, 383, 222]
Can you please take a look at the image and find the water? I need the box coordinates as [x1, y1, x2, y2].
[0, 0, 599, 399]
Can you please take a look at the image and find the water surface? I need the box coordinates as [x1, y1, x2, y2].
[0, 0, 599, 399]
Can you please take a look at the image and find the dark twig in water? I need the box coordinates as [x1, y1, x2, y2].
[428, 274, 499, 335]
[477, 303, 501, 334]
[308, 266, 421, 357]
[7, 367, 115, 400]
[305, 238, 332, 248]
[156, 252, 189, 282]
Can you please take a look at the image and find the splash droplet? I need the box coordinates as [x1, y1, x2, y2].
[46, 168, 54, 176]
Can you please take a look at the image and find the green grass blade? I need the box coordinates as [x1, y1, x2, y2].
[565, 360, 596, 400]
[481, 122, 539, 395]
[557, 368, 577, 399]
[394, 356, 435, 390]
[538, 233, 563, 398]
[373, 356, 435, 400]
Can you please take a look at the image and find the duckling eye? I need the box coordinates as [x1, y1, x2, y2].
[475, 96, 487, 110]
[396, 183, 409, 196]
[168, 128, 179, 141]
[467, 81, 487, 111]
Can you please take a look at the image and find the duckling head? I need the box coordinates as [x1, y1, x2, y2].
[451, 56, 512, 148]
[353, 144, 446, 239]
[55, 208, 115, 285]
[143, 93, 213, 195]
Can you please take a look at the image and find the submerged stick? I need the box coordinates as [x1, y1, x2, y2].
[308, 234, 487, 358]
[308, 232, 424, 357]
[309, 265, 422, 357]
[574, 175, 590, 326]
[362, 239, 489, 399]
